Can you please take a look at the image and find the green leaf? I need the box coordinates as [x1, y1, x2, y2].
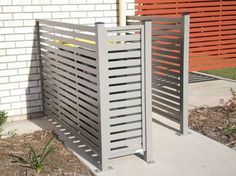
[26, 136, 56, 173]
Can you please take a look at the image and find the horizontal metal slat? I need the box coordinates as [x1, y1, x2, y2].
[152, 107, 179, 121]
[108, 50, 141, 60]
[40, 25, 96, 41]
[153, 48, 181, 58]
[78, 119, 99, 138]
[109, 75, 141, 85]
[153, 74, 180, 84]
[41, 46, 97, 74]
[152, 36, 180, 44]
[152, 89, 180, 103]
[153, 67, 180, 77]
[79, 112, 99, 130]
[41, 44, 97, 69]
[153, 96, 180, 109]
[108, 43, 141, 51]
[40, 38, 97, 59]
[153, 62, 180, 71]
[45, 97, 78, 128]
[110, 145, 142, 158]
[78, 105, 98, 123]
[40, 32, 96, 51]
[43, 65, 98, 108]
[153, 42, 180, 51]
[110, 91, 141, 101]
[109, 67, 141, 76]
[44, 65, 98, 99]
[111, 130, 142, 141]
[152, 101, 179, 115]
[39, 19, 96, 32]
[154, 30, 180, 37]
[127, 15, 181, 23]
[152, 23, 181, 30]
[110, 122, 142, 133]
[42, 53, 97, 79]
[44, 88, 78, 123]
[153, 79, 180, 91]
[43, 57, 98, 92]
[107, 34, 141, 42]
[109, 83, 141, 93]
[78, 97, 98, 116]
[110, 106, 141, 117]
[77, 127, 100, 148]
[59, 97, 78, 115]
[110, 114, 142, 125]
[110, 137, 142, 148]
[107, 25, 143, 31]
[109, 59, 141, 68]
[152, 54, 180, 64]
[44, 109, 100, 154]
[152, 86, 180, 97]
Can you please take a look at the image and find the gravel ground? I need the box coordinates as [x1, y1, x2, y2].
[0, 130, 93, 176]
[189, 89, 236, 149]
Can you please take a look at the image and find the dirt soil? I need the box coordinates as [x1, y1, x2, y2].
[0, 131, 93, 176]
[189, 90, 236, 148]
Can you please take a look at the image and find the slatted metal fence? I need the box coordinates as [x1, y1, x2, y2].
[135, 0, 236, 71]
[37, 19, 152, 170]
[127, 15, 189, 134]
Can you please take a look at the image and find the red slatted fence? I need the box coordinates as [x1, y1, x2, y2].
[135, 0, 236, 71]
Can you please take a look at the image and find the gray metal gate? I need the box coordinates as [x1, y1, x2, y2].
[37, 19, 152, 170]
[127, 15, 190, 134]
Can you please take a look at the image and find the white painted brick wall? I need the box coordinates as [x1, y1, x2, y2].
[0, 0, 135, 119]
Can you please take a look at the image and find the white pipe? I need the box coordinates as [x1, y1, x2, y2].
[119, 0, 126, 26]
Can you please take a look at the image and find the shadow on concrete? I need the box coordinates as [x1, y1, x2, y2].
[189, 72, 218, 83]
[152, 117, 179, 134]
[29, 117, 100, 170]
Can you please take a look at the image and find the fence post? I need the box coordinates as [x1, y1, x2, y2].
[95, 22, 110, 171]
[143, 20, 153, 162]
[180, 14, 190, 135]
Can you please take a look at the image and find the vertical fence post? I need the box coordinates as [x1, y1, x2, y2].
[143, 20, 153, 162]
[96, 22, 110, 171]
[180, 14, 190, 135]
[36, 20, 44, 114]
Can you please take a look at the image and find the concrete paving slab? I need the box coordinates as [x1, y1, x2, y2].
[189, 80, 236, 109]
[2, 114, 236, 176]
[3, 118, 52, 135]
[97, 114, 236, 176]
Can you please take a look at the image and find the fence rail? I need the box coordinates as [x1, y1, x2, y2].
[135, 0, 236, 71]
[38, 19, 152, 170]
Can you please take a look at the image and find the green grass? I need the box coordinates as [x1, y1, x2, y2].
[202, 67, 236, 80]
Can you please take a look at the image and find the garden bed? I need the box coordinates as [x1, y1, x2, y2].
[189, 89, 236, 149]
[0, 130, 93, 176]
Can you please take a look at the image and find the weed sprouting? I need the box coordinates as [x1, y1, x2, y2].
[26, 137, 56, 173]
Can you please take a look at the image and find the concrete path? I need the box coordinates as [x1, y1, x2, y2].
[189, 79, 236, 109]
[3, 114, 236, 176]
[97, 114, 236, 176]
[3, 78, 236, 176]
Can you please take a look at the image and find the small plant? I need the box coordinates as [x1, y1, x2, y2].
[6, 129, 17, 137]
[26, 137, 56, 173]
[0, 129, 18, 138]
[223, 125, 236, 136]
[0, 111, 8, 133]
[219, 88, 236, 111]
